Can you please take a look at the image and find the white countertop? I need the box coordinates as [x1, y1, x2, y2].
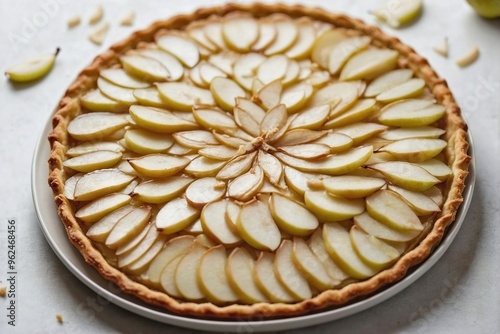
[0, 0, 499, 333]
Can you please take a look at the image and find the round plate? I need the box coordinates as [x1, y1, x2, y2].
[32, 111, 475, 332]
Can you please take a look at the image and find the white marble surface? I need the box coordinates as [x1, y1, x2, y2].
[0, 0, 499, 333]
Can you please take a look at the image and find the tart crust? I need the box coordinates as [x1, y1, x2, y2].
[48, 2, 470, 319]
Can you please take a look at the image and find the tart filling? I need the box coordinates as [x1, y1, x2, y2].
[48, 3, 470, 318]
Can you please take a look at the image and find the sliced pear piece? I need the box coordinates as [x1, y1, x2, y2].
[188, 24, 218, 52]
[184, 218, 203, 235]
[74, 169, 135, 201]
[189, 62, 207, 88]
[233, 53, 266, 91]
[199, 62, 227, 85]
[422, 186, 444, 206]
[255, 79, 283, 110]
[222, 17, 259, 52]
[192, 106, 237, 133]
[260, 104, 288, 134]
[68, 112, 128, 141]
[135, 48, 184, 81]
[105, 205, 151, 249]
[64, 174, 83, 200]
[132, 87, 169, 108]
[173, 130, 219, 149]
[124, 129, 173, 154]
[156, 82, 215, 111]
[216, 152, 256, 180]
[132, 176, 193, 204]
[201, 200, 241, 246]
[283, 166, 326, 195]
[208, 51, 239, 76]
[185, 177, 226, 209]
[274, 129, 326, 146]
[269, 193, 318, 236]
[281, 60, 300, 86]
[304, 191, 365, 221]
[86, 205, 135, 242]
[63, 151, 122, 173]
[257, 55, 289, 84]
[210, 77, 246, 111]
[257, 151, 283, 185]
[323, 99, 377, 129]
[350, 226, 402, 270]
[203, 22, 227, 50]
[225, 200, 241, 233]
[289, 104, 330, 130]
[292, 237, 333, 290]
[175, 242, 206, 300]
[167, 143, 197, 156]
[308, 82, 359, 118]
[81, 89, 128, 113]
[340, 49, 399, 81]
[226, 247, 268, 303]
[311, 29, 347, 68]
[254, 252, 296, 303]
[234, 107, 261, 137]
[118, 224, 159, 267]
[328, 36, 372, 75]
[100, 69, 150, 89]
[160, 256, 183, 297]
[98, 78, 137, 105]
[368, 161, 440, 191]
[388, 185, 441, 215]
[323, 175, 386, 199]
[304, 70, 330, 88]
[416, 159, 452, 181]
[156, 197, 200, 234]
[184, 156, 226, 177]
[227, 166, 264, 202]
[280, 83, 313, 113]
[66, 142, 123, 157]
[378, 99, 445, 127]
[334, 122, 388, 145]
[5, 48, 59, 82]
[263, 20, 299, 56]
[156, 34, 200, 68]
[285, 21, 316, 60]
[378, 138, 447, 162]
[323, 222, 378, 279]
[128, 154, 190, 178]
[125, 237, 167, 275]
[279, 143, 330, 160]
[75, 193, 131, 224]
[354, 212, 420, 242]
[120, 55, 170, 82]
[274, 240, 312, 300]
[376, 78, 425, 103]
[236, 199, 281, 251]
[198, 145, 238, 161]
[380, 126, 445, 141]
[371, 0, 423, 28]
[253, 20, 277, 51]
[313, 132, 354, 153]
[365, 69, 414, 97]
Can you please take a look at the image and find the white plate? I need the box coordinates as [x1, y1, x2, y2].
[32, 113, 475, 332]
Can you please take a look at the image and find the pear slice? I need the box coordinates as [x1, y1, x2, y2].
[378, 99, 446, 127]
[354, 212, 420, 242]
[210, 77, 247, 111]
[323, 98, 377, 129]
[269, 193, 319, 236]
[184, 218, 203, 235]
[156, 197, 200, 234]
[184, 156, 226, 177]
[304, 191, 365, 221]
[278, 144, 331, 160]
[192, 106, 237, 133]
[255, 79, 283, 110]
[156, 34, 200, 68]
[203, 22, 227, 50]
[74, 169, 135, 201]
[81, 90, 129, 113]
[5, 48, 59, 82]
[380, 126, 445, 141]
[422, 186, 444, 206]
[285, 21, 316, 60]
[257, 151, 283, 185]
[116, 221, 151, 257]
[226, 248, 268, 303]
[236, 199, 281, 251]
[167, 143, 197, 156]
[323, 222, 378, 279]
[227, 166, 264, 201]
[128, 154, 190, 178]
[216, 152, 256, 180]
[304, 70, 330, 88]
[365, 69, 414, 97]
[175, 242, 207, 300]
[118, 224, 159, 267]
[260, 104, 288, 134]
[100, 69, 150, 89]
[133, 88, 169, 108]
[255, 252, 296, 303]
[378, 138, 447, 162]
[289, 104, 330, 130]
[368, 161, 440, 191]
[253, 20, 277, 51]
[376, 78, 425, 103]
[188, 24, 219, 52]
[308, 82, 359, 118]
[124, 129, 173, 154]
[173, 130, 219, 149]
[263, 20, 299, 56]
[225, 200, 241, 233]
[87, 205, 135, 242]
[280, 83, 313, 112]
[350, 226, 402, 270]
[198, 245, 239, 304]
[416, 159, 452, 181]
[222, 17, 259, 52]
[185, 177, 226, 209]
[311, 29, 347, 68]
[98, 78, 137, 105]
[281, 60, 301, 87]
[129, 105, 197, 133]
[156, 82, 215, 111]
[66, 142, 123, 157]
[160, 256, 183, 297]
[132, 176, 193, 204]
[201, 200, 242, 246]
[388, 185, 441, 215]
[199, 62, 227, 85]
[308, 229, 350, 284]
[274, 129, 326, 146]
[366, 190, 423, 231]
[234, 108, 261, 137]
[198, 145, 238, 161]
[233, 53, 266, 91]
[313, 132, 353, 153]
[328, 36, 372, 75]
[323, 175, 386, 199]
[75, 193, 131, 224]
[125, 237, 167, 275]
[64, 174, 83, 200]
[371, 0, 423, 28]
[68, 112, 128, 141]
[257, 55, 289, 84]
[275, 145, 373, 175]
[283, 166, 326, 195]
[334, 122, 388, 145]
[63, 151, 122, 173]
[135, 49, 184, 81]
[274, 240, 312, 300]
[105, 205, 152, 249]
[340, 49, 399, 81]
[292, 237, 333, 290]
[120, 55, 170, 82]
[189, 62, 208, 88]
[208, 51, 239, 76]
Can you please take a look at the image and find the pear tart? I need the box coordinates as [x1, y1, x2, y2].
[48, 3, 470, 318]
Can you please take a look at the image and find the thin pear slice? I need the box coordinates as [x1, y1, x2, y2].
[388, 185, 441, 215]
[283, 166, 326, 195]
[173, 130, 219, 149]
[136, 48, 184, 81]
[87, 205, 135, 242]
[185, 177, 226, 209]
[81, 89, 129, 113]
[308, 82, 359, 118]
[257, 151, 283, 185]
[323, 99, 377, 129]
[129, 105, 198, 133]
[340, 49, 399, 81]
[255, 79, 283, 110]
[189, 62, 207, 88]
[203, 22, 227, 50]
[74, 169, 135, 201]
[75, 193, 131, 224]
[222, 17, 259, 52]
[226, 248, 268, 303]
[323, 222, 378, 279]
[328, 36, 372, 75]
[124, 129, 173, 154]
[255, 252, 296, 303]
[377, 78, 425, 103]
[305, 191, 365, 221]
[368, 161, 440, 191]
[236, 200, 281, 251]
[380, 126, 445, 141]
[98, 77, 137, 105]
[280, 83, 313, 113]
[260, 104, 288, 134]
[133, 87, 169, 108]
[253, 20, 277, 51]
[308, 229, 350, 284]
[132, 176, 193, 204]
[304, 70, 330, 88]
[184, 156, 226, 177]
[156, 34, 200, 68]
[417, 159, 452, 181]
[192, 106, 237, 133]
[281, 60, 300, 87]
[323, 175, 386, 199]
[199, 62, 227, 85]
[233, 53, 266, 91]
[156, 197, 200, 234]
[157, 82, 215, 111]
[196, 234, 217, 249]
[128, 154, 190, 178]
[274, 240, 312, 300]
[366, 69, 414, 98]
[100, 69, 150, 89]
[160, 256, 183, 297]
[350, 226, 402, 270]
[184, 218, 203, 235]
[208, 51, 239, 76]
[125, 237, 167, 275]
[188, 24, 219, 52]
[285, 21, 316, 60]
[120, 55, 170, 82]
[198, 145, 238, 161]
[263, 20, 299, 56]
[422, 186, 444, 206]
[63, 151, 122, 173]
[334, 122, 388, 145]
[366, 190, 423, 231]
[216, 152, 256, 180]
[289, 105, 330, 130]
[105, 205, 151, 249]
[378, 99, 445, 127]
[227, 166, 264, 202]
[275, 145, 373, 175]
[279, 143, 331, 160]
[274, 129, 327, 146]
[118, 224, 159, 267]
[66, 142, 123, 157]
[234, 107, 261, 136]
[269, 193, 318, 236]
[311, 29, 347, 68]
[354, 212, 420, 242]
[68, 112, 128, 141]
[371, 0, 423, 28]
[225, 200, 241, 233]
[213, 131, 248, 149]
[64, 174, 83, 200]
[210, 77, 246, 111]
[378, 138, 447, 162]
[292, 237, 333, 290]
[198, 245, 239, 304]
[175, 242, 206, 300]
[313, 132, 353, 153]
[201, 200, 242, 246]
[167, 143, 197, 156]
[5, 48, 58, 82]
[257, 55, 289, 84]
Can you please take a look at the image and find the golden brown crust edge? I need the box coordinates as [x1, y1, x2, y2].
[47, 2, 471, 319]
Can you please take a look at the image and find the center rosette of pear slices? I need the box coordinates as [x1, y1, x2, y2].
[62, 13, 453, 305]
